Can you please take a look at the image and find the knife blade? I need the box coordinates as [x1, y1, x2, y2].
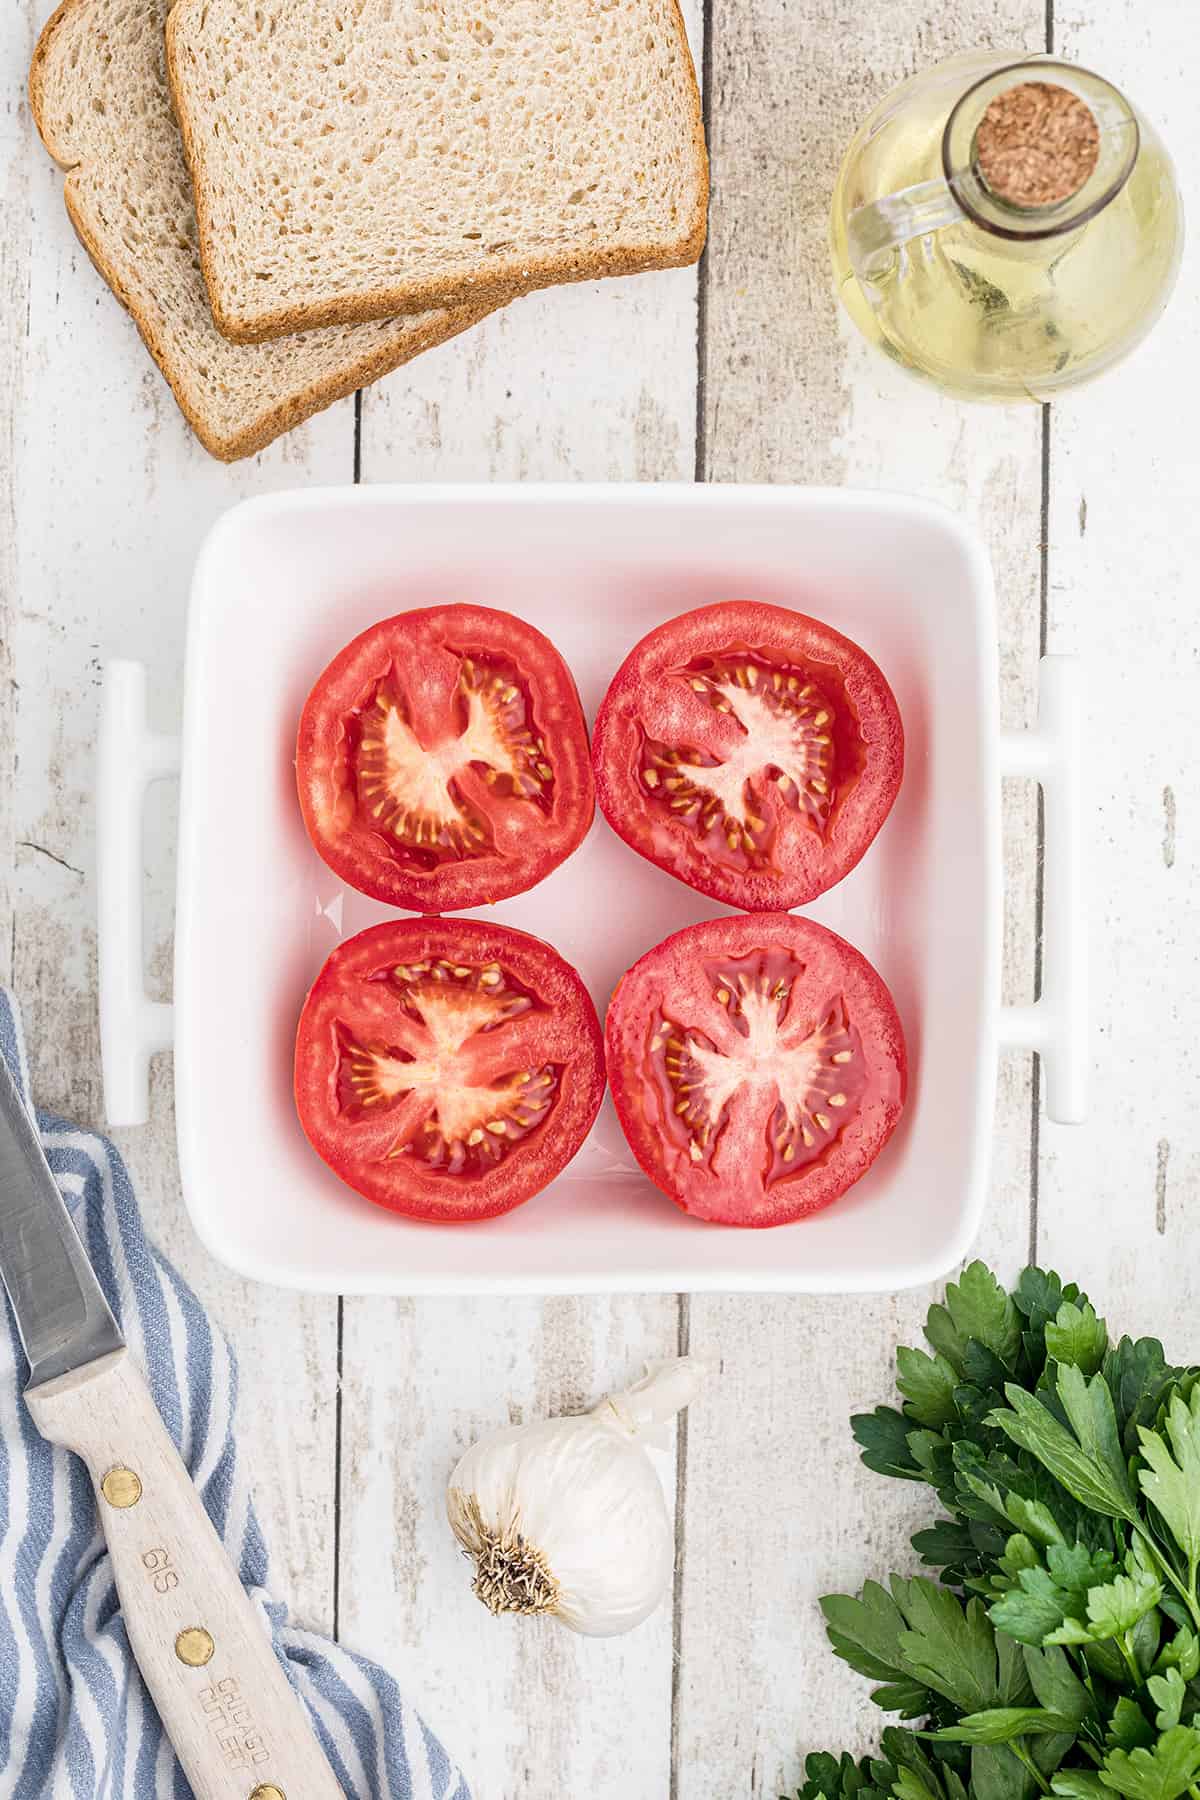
[0, 1051, 343, 1798]
[0, 1054, 123, 1388]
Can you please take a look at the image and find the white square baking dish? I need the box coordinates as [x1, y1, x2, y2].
[98, 484, 1085, 1294]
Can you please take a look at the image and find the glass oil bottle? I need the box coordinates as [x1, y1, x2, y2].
[829, 52, 1183, 401]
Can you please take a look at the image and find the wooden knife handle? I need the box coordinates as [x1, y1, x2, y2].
[26, 1348, 344, 1800]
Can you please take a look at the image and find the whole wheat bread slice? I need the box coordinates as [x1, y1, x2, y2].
[165, 0, 708, 345]
[29, 0, 496, 461]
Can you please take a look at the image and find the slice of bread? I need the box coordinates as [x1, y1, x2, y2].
[165, 0, 708, 345]
[29, 0, 496, 461]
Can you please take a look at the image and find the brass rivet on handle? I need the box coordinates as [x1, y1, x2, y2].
[174, 1626, 215, 1667]
[249, 1787, 286, 1800]
[100, 1466, 142, 1508]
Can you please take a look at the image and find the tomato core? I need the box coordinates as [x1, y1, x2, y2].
[646, 948, 869, 1185]
[297, 607, 594, 911]
[605, 913, 906, 1227]
[638, 649, 859, 872]
[296, 919, 605, 1222]
[593, 602, 902, 912]
[333, 958, 560, 1176]
[351, 655, 556, 870]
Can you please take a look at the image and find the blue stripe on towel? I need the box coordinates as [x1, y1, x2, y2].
[0, 989, 470, 1799]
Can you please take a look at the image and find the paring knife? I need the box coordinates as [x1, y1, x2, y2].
[0, 1055, 344, 1800]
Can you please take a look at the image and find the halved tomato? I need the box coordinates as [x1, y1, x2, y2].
[295, 919, 605, 1222]
[592, 601, 903, 910]
[605, 914, 906, 1227]
[296, 605, 594, 911]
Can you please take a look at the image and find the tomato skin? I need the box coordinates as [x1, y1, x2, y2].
[295, 919, 606, 1223]
[296, 605, 594, 912]
[592, 601, 903, 911]
[605, 913, 906, 1228]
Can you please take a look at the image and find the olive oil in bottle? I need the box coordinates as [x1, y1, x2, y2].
[829, 52, 1183, 402]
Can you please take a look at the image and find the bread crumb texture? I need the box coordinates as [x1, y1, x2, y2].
[167, 0, 708, 340]
[29, 0, 488, 459]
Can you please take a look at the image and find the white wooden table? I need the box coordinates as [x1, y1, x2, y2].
[2, 2, 1197, 1794]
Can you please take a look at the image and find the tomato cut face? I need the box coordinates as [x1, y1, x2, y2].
[592, 601, 903, 910]
[605, 914, 906, 1227]
[297, 606, 594, 911]
[296, 919, 606, 1222]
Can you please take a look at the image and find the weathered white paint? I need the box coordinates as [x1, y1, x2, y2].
[361, 270, 701, 485]
[2, 0, 1189, 1796]
[0, 2, 26, 978]
[338, 1295, 681, 1793]
[1036, 1, 1200, 1347]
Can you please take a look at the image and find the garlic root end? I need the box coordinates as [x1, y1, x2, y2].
[448, 1490, 561, 1619]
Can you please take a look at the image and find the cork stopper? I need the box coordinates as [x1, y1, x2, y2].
[974, 80, 1101, 208]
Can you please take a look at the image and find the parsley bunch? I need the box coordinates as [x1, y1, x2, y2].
[787, 1264, 1200, 1800]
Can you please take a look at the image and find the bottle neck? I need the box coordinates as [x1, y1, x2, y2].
[941, 59, 1139, 242]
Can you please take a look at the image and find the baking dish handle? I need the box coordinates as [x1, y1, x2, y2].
[998, 654, 1087, 1125]
[98, 661, 180, 1128]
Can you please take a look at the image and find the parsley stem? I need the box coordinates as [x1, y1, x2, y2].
[1118, 1634, 1143, 1688]
[1010, 1742, 1051, 1796]
[1068, 1649, 1097, 1697]
[1134, 1526, 1200, 1632]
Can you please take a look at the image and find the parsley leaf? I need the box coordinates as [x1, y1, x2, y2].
[1099, 1726, 1200, 1800]
[1008, 1500, 1070, 1551]
[885, 1727, 971, 1800]
[1108, 1699, 1156, 1752]
[990, 1570, 1083, 1646]
[788, 1265, 1200, 1800]
[823, 1579, 1036, 1719]
[926, 1264, 1023, 1378]
[1046, 1572, 1163, 1647]
[1147, 1669, 1187, 1732]
[1014, 1269, 1088, 1341]
[1023, 1645, 1094, 1727]
[988, 1385, 1140, 1524]
[893, 1772, 941, 1800]
[894, 1579, 1026, 1713]
[1104, 1338, 1179, 1456]
[1139, 1391, 1200, 1573]
[786, 1732, 972, 1800]
[1155, 1628, 1200, 1682]
[853, 1406, 927, 1481]
[1093, 1573, 1164, 1639]
[1057, 1365, 1137, 1509]
[1046, 1304, 1109, 1377]
[928, 1709, 1079, 1746]
[913, 1519, 985, 1573]
[990, 1543, 1122, 1645]
[1053, 1775, 1113, 1800]
[794, 1750, 889, 1800]
[821, 1581, 933, 1716]
[1086, 1638, 1137, 1685]
[898, 1347, 963, 1431]
[972, 1743, 1044, 1800]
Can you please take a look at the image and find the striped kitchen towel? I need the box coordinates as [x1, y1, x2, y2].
[0, 987, 470, 1800]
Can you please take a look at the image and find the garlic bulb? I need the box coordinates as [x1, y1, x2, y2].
[446, 1357, 706, 1637]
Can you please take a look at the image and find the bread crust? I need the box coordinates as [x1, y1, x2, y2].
[29, 0, 497, 460]
[66, 177, 490, 459]
[165, 0, 709, 346]
[28, 0, 78, 168]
